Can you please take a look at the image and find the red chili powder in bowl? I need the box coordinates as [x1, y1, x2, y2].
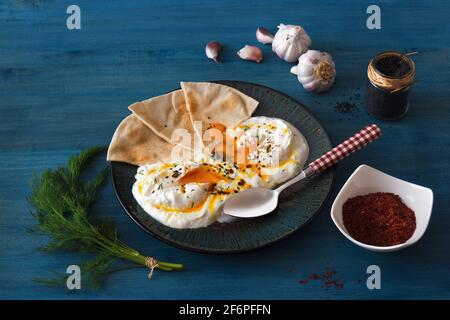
[342, 192, 416, 247]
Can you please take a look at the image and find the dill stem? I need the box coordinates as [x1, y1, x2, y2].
[85, 226, 183, 271]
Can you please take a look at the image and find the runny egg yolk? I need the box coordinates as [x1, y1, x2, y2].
[154, 166, 230, 214]
[178, 166, 226, 185]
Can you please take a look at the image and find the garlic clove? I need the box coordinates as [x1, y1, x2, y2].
[290, 65, 299, 75]
[205, 41, 222, 63]
[237, 45, 263, 63]
[302, 79, 320, 92]
[256, 27, 274, 45]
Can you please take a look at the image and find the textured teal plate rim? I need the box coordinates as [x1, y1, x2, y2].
[111, 80, 335, 254]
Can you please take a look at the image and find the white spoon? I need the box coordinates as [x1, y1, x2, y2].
[224, 124, 382, 218]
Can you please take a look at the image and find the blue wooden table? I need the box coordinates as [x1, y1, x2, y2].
[1, 0, 449, 299]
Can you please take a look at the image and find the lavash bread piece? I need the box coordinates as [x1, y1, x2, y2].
[108, 82, 259, 165]
[180, 82, 259, 158]
[107, 115, 193, 166]
[128, 89, 201, 152]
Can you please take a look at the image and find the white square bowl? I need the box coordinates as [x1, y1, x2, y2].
[331, 165, 433, 252]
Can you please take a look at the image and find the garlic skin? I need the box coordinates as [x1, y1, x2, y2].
[272, 23, 311, 63]
[205, 41, 222, 63]
[237, 45, 263, 63]
[256, 27, 274, 45]
[290, 50, 336, 93]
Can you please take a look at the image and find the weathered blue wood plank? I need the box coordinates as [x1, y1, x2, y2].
[1, 0, 449, 299]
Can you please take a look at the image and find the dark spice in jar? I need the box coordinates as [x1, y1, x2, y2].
[365, 51, 415, 120]
[376, 56, 410, 77]
[342, 192, 416, 246]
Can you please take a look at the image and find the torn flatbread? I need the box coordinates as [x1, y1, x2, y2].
[180, 82, 259, 156]
[107, 115, 193, 166]
[129, 90, 200, 152]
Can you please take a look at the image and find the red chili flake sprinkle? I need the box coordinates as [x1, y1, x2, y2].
[343, 192, 416, 247]
[298, 279, 309, 285]
[299, 269, 344, 289]
[323, 280, 344, 289]
[309, 273, 320, 280]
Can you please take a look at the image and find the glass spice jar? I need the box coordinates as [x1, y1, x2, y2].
[365, 51, 416, 120]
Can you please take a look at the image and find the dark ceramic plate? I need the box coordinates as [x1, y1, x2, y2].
[111, 81, 335, 254]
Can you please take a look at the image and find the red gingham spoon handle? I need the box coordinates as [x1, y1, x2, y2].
[309, 124, 382, 173]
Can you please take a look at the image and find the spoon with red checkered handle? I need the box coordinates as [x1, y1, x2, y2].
[224, 124, 382, 218]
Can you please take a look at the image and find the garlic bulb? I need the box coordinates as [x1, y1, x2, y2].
[272, 23, 311, 63]
[290, 50, 336, 93]
[237, 45, 263, 63]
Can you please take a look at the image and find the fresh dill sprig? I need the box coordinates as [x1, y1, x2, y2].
[29, 147, 183, 290]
